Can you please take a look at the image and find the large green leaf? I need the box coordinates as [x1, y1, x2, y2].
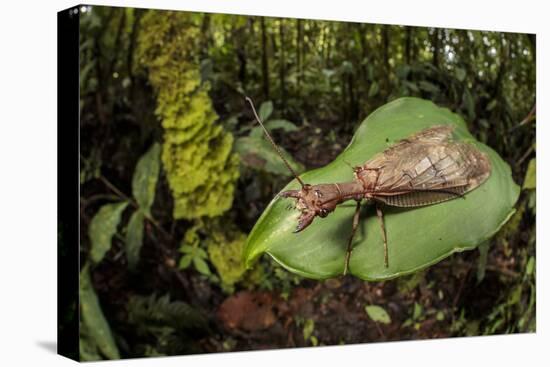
[89, 201, 128, 263]
[244, 98, 519, 280]
[132, 142, 161, 216]
[80, 264, 120, 360]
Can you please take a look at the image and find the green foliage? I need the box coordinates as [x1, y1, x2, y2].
[125, 211, 145, 270]
[127, 293, 207, 332]
[258, 100, 274, 121]
[523, 158, 536, 190]
[497, 203, 525, 240]
[80, 264, 120, 361]
[302, 318, 316, 344]
[88, 201, 128, 263]
[125, 143, 161, 270]
[79, 6, 535, 352]
[234, 137, 304, 176]
[207, 229, 248, 289]
[132, 143, 161, 216]
[137, 10, 240, 220]
[80, 147, 101, 184]
[412, 302, 424, 320]
[402, 301, 429, 329]
[482, 272, 536, 334]
[263, 120, 299, 133]
[248, 120, 299, 138]
[365, 305, 392, 324]
[244, 98, 520, 280]
[126, 293, 208, 356]
[397, 271, 425, 293]
[178, 223, 212, 276]
[178, 220, 248, 289]
[236, 100, 303, 175]
[476, 241, 490, 284]
[87, 142, 161, 269]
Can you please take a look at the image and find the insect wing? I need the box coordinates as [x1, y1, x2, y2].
[359, 125, 491, 207]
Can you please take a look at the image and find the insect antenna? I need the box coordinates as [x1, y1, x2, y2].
[342, 159, 354, 170]
[245, 96, 306, 188]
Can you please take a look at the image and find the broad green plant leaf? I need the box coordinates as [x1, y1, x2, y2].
[368, 81, 379, 98]
[125, 210, 145, 270]
[123, 142, 160, 269]
[264, 119, 299, 132]
[258, 101, 273, 121]
[132, 142, 161, 216]
[249, 119, 298, 138]
[413, 302, 424, 320]
[80, 264, 120, 360]
[244, 98, 519, 280]
[234, 136, 304, 176]
[365, 305, 391, 324]
[193, 256, 211, 275]
[89, 201, 128, 263]
[455, 68, 466, 82]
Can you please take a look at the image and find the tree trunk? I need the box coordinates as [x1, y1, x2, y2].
[261, 17, 270, 99]
[358, 23, 368, 83]
[432, 28, 440, 68]
[126, 9, 143, 81]
[236, 23, 247, 89]
[405, 27, 412, 64]
[382, 25, 390, 95]
[412, 27, 419, 62]
[279, 20, 287, 109]
[527, 33, 536, 60]
[346, 23, 357, 122]
[325, 25, 332, 67]
[296, 19, 302, 93]
[382, 25, 390, 72]
[492, 34, 509, 100]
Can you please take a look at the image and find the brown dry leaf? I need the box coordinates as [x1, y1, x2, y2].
[218, 291, 277, 332]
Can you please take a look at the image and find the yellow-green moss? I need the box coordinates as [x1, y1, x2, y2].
[137, 10, 239, 219]
[178, 218, 247, 288]
[206, 229, 247, 287]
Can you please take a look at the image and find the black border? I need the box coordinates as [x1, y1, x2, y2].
[57, 4, 81, 361]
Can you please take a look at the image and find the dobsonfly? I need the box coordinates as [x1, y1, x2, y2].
[245, 97, 492, 275]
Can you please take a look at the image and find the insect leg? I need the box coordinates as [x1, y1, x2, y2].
[344, 200, 362, 276]
[375, 204, 389, 268]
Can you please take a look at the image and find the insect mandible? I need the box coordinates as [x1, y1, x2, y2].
[245, 97, 491, 275]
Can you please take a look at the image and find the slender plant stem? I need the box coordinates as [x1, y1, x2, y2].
[98, 175, 173, 241]
[510, 104, 536, 132]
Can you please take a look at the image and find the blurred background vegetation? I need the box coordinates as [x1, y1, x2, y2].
[73, 5, 535, 361]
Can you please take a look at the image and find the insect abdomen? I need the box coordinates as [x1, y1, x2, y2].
[375, 186, 468, 207]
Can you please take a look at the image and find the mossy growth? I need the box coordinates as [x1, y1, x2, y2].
[179, 218, 247, 290]
[137, 11, 239, 219]
[206, 228, 247, 288]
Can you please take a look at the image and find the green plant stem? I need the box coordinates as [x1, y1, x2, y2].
[515, 144, 535, 168]
[98, 175, 172, 241]
[510, 104, 536, 132]
[80, 194, 122, 213]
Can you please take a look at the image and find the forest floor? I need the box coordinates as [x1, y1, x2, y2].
[86, 119, 531, 355]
